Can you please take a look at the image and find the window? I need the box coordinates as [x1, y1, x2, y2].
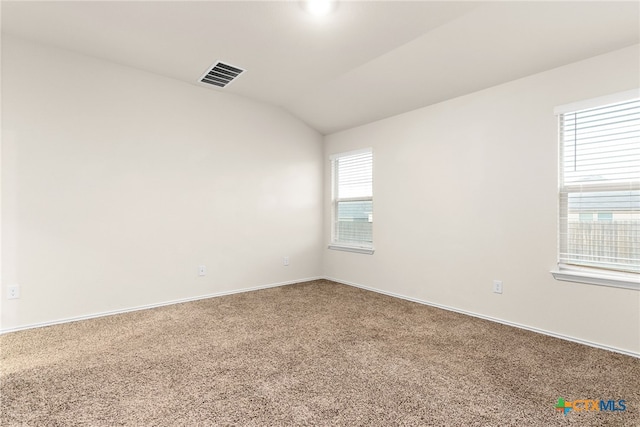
[329, 149, 374, 254]
[597, 212, 613, 222]
[552, 90, 639, 289]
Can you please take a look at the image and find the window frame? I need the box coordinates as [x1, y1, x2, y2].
[328, 148, 375, 255]
[551, 89, 640, 290]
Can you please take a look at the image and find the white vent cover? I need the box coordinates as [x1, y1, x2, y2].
[200, 61, 245, 88]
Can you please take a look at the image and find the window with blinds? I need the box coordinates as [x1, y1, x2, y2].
[558, 95, 639, 277]
[329, 149, 374, 254]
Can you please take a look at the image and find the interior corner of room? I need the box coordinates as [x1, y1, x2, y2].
[1, 0, 639, 361]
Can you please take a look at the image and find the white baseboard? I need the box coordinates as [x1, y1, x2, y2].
[0, 276, 323, 334]
[4, 275, 638, 359]
[324, 276, 640, 359]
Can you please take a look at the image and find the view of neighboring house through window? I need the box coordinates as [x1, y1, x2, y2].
[557, 94, 639, 279]
[329, 149, 374, 254]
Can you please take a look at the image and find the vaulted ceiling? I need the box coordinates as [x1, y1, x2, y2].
[2, 1, 639, 134]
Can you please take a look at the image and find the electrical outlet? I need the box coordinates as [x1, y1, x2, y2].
[283, 256, 290, 266]
[493, 280, 503, 294]
[198, 265, 207, 276]
[8, 285, 20, 299]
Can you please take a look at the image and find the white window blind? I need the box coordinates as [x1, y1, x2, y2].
[558, 97, 640, 276]
[330, 149, 373, 253]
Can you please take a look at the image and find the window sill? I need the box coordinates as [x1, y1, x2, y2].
[551, 268, 639, 291]
[328, 244, 375, 255]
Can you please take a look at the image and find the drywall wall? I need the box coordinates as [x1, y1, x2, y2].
[1, 36, 323, 330]
[323, 45, 640, 355]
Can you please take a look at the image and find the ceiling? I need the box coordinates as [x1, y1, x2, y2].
[2, 1, 639, 134]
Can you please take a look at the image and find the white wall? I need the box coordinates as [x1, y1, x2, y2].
[2, 35, 638, 356]
[323, 45, 640, 355]
[1, 36, 323, 330]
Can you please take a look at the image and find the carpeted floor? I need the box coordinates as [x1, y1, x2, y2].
[1, 279, 638, 426]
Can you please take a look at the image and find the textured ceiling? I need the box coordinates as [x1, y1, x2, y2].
[2, 1, 639, 134]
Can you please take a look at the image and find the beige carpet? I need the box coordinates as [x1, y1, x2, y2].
[1, 280, 638, 426]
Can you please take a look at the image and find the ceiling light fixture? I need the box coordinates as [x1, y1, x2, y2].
[304, 0, 337, 17]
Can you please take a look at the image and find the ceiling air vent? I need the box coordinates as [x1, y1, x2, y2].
[200, 61, 245, 88]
